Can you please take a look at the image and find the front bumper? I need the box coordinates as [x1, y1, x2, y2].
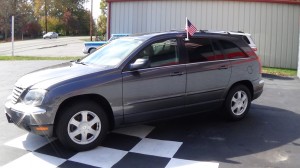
[5, 101, 53, 137]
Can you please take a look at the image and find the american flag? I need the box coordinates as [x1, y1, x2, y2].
[186, 19, 197, 36]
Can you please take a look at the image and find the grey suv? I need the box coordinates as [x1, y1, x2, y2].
[5, 31, 264, 151]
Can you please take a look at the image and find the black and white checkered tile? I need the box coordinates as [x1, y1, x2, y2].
[3, 125, 219, 168]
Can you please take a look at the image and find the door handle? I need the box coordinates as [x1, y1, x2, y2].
[170, 72, 184, 76]
[218, 65, 228, 70]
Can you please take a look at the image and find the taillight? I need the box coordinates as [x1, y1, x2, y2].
[252, 47, 258, 52]
[257, 56, 262, 74]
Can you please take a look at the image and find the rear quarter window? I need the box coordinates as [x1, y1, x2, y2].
[211, 41, 226, 61]
[242, 36, 250, 44]
[219, 40, 249, 59]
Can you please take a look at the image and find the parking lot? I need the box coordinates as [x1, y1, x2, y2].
[0, 37, 87, 57]
[0, 61, 300, 168]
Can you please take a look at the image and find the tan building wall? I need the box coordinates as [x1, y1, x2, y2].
[109, 0, 300, 69]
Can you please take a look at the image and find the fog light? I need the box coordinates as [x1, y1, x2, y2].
[35, 126, 49, 131]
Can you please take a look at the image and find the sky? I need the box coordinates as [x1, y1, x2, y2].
[83, 0, 101, 20]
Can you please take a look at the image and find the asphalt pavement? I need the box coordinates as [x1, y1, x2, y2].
[0, 61, 300, 168]
[0, 37, 87, 57]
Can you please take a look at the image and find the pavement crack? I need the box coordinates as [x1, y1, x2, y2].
[38, 44, 67, 49]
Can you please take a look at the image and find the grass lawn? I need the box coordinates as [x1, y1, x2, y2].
[263, 67, 297, 77]
[0, 56, 81, 61]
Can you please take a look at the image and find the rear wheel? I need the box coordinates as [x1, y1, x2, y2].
[224, 85, 251, 121]
[56, 101, 108, 151]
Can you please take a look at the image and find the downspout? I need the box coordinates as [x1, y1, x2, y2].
[107, 1, 112, 40]
[297, 17, 300, 78]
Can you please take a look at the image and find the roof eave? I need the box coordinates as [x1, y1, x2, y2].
[106, 0, 300, 5]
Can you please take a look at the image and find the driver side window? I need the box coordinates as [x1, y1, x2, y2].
[137, 39, 179, 68]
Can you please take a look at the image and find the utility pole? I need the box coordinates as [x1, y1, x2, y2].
[90, 0, 93, 41]
[12, 16, 14, 56]
[45, 0, 48, 33]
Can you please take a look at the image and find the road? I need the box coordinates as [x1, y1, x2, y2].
[0, 61, 300, 168]
[0, 37, 88, 57]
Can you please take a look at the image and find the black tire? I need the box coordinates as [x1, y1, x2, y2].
[89, 48, 96, 54]
[224, 85, 251, 121]
[56, 101, 109, 151]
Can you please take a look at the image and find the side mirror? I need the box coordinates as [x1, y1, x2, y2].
[130, 58, 149, 70]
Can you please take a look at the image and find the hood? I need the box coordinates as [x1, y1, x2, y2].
[15, 62, 111, 89]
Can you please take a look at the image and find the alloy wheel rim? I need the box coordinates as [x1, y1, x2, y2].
[231, 91, 248, 115]
[67, 111, 101, 145]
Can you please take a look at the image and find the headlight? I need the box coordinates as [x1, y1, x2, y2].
[23, 89, 47, 106]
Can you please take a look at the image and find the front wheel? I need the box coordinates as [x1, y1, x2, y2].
[224, 85, 251, 121]
[56, 101, 108, 151]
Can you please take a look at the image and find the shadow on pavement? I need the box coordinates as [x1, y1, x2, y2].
[148, 103, 300, 164]
[262, 73, 296, 80]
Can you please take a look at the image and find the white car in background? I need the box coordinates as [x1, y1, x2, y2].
[43, 32, 58, 39]
[83, 34, 129, 54]
[205, 30, 257, 52]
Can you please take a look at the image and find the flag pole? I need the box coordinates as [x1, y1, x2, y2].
[185, 17, 189, 41]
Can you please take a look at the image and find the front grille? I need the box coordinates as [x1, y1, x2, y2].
[11, 86, 25, 104]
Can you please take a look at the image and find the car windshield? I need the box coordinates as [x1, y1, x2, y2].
[108, 36, 118, 41]
[81, 38, 143, 67]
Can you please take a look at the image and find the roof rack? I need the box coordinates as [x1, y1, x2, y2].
[170, 29, 186, 32]
[200, 30, 230, 34]
[199, 30, 208, 33]
[168, 29, 248, 35]
[198, 30, 249, 36]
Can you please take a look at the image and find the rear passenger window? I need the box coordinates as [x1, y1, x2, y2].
[212, 41, 226, 61]
[184, 38, 215, 63]
[219, 40, 248, 59]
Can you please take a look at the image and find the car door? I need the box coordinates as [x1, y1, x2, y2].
[183, 37, 232, 112]
[122, 38, 186, 123]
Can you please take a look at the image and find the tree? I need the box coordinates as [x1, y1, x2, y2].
[39, 16, 60, 33]
[23, 21, 42, 38]
[0, 0, 91, 40]
[32, 0, 90, 35]
[97, 0, 107, 40]
[0, 0, 41, 40]
[17, 0, 42, 38]
[0, 0, 13, 40]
